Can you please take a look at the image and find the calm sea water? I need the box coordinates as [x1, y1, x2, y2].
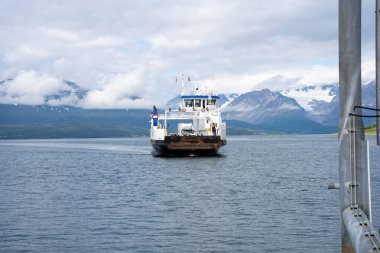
[0, 135, 379, 252]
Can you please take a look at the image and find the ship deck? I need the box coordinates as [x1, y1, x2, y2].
[151, 135, 226, 156]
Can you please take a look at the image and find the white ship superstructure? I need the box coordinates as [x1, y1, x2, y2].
[150, 82, 226, 156]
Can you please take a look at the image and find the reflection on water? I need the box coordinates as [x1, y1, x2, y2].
[0, 138, 151, 154]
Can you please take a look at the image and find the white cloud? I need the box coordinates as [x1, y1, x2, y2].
[77, 36, 125, 49]
[80, 68, 162, 109]
[362, 59, 375, 83]
[0, 0, 376, 108]
[0, 70, 64, 105]
[4, 45, 50, 65]
[47, 93, 80, 107]
[41, 28, 78, 42]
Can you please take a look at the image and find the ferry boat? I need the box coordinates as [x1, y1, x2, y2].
[150, 81, 226, 156]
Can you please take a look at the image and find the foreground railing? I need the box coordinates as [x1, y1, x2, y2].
[343, 207, 380, 252]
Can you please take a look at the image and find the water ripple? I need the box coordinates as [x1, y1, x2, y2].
[0, 135, 379, 252]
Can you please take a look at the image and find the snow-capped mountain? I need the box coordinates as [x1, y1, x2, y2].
[219, 93, 239, 108]
[280, 84, 339, 126]
[282, 81, 376, 126]
[280, 84, 338, 111]
[223, 89, 304, 124]
[362, 80, 376, 108]
[221, 89, 334, 133]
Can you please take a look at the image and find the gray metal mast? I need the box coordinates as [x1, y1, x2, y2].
[338, 0, 380, 252]
[377, 0, 380, 145]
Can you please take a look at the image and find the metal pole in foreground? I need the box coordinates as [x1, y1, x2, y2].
[376, 0, 380, 145]
[337, 1, 380, 249]
[339, 1, 361, 251]
[339, 0, 371, 252]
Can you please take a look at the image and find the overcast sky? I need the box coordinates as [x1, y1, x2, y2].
[0, 0, 377, 108]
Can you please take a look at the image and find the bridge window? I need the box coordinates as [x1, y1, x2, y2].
[207, 99, 216, 105]
[185, 99, 194, 107]
[194, 99, 201, 107]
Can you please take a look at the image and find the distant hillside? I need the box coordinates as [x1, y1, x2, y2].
[365, 123, 377, 135]
[6, 80, 378, 137]
[225, 120, 280, 135]
[365, 127, 377, 135]
[0, 104, 150, 139]
[0, 104, 269, 139]
[2, 75, 377, 137]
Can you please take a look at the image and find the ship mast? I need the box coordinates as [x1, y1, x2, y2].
[181, 73, 184, 96]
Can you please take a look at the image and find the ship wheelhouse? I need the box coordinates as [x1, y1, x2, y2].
[181, 95, 219, 112]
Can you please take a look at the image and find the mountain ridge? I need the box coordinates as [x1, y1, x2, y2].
[221, 88, 335, 133]
[1, 79, 377, 138]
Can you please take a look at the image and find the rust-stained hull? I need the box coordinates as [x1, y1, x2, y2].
[151, 135, 226, 156]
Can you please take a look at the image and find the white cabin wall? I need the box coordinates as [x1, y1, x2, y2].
[151, 127, 165, 140]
